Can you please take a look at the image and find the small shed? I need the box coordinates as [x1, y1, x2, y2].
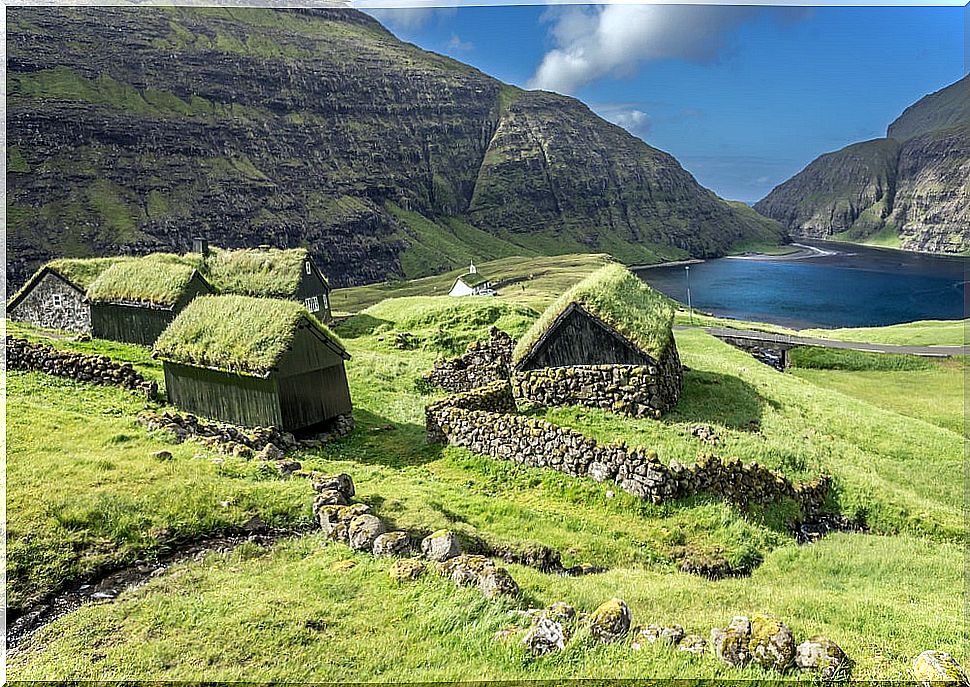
[154, 295, 351, 431]
[7, 257, 129, 333]
[449, 263, 495, 297]
[87, 257, 213, 346]
[511, 264, 682, 414]
[204, 246, 333, 322]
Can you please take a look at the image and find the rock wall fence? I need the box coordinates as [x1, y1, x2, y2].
[426, 380, 829, 513]
[7, 336, 157, 399]
[425, 327, 514, 393]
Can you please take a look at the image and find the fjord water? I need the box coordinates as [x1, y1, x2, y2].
[637, 240, 967, 328]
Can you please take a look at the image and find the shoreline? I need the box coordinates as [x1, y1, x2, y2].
[726, 242, 838, 262]
[631, 258, 704, 270]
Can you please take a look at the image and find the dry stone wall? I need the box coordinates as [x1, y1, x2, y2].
[426, 381, 829, 513]
[425, 327, 514, 393]
[513, 344, 682, 419]
[7, 336, 157, 398]
[9, 272, 91, 333]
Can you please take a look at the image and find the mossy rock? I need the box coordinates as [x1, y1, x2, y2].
[588, 598, 631, 643]
[913, 651, 970, 686]
[749, 614, 795, 672]
[421, 529, 461, 562]
[710, 615, 751, 667]
[348, 514, 386, 552]
[389, 558, 426, 583]
[372, 531, 411, 557]
[437, 554, 494, 586]
[478, 566, 518, 599]
[796, 636, 851, 680]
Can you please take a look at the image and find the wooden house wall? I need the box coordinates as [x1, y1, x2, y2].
[278, 326, 347, 376]
[519, 307, 653, 370]
[278, 363, 353, 431]
[91, 303, 176, 346]
[163, 363, 283, 428]
[295, 262, 332, 322]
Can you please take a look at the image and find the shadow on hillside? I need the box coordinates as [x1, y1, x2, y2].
[326, 408, 444, 468]
[665, 369, 768, 430]
[334, 314, 392, 339]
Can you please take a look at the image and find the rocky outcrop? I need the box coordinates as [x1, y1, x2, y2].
[6, 7, 785, 291]
[755, 75, 970, 254]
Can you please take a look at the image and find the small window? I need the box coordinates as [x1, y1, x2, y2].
[321, 293, 330, 310]
[304, 296, 320, 312]
[51, 293, 63, 308]
[305, 260, 312, 275]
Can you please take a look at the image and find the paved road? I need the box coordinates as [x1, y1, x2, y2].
[674, 325, 968, 357]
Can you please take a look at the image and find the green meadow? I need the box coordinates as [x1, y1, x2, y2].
[6, 255, 965, 681]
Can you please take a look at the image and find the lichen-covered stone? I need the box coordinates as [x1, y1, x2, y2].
[318, 503, 371, 543]
[522, 617, 566, 655]
[257, 442, 284, 462]
[588, 598, 631, 643]
[421, 529, 462, 562]
[390, 558, 426, 582]
[437, 554, 493, 586]
[314, 489, 349, 508]
[478, 566, 519, 599]
[679, 634, 707, 655]
[372, 531, 411, 557]
[749, 614, 795, 672]
[546, 602, 577, 622]
[348, 514, 386, 552]
[796, 636, 850, 680]
[313, 473, 355, 499]
[633, 623, 685, 649]
[710, 616, 751, 667]
[913, 651, 970, 686]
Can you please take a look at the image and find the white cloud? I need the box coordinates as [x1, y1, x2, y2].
[446, 34, 474, 51]
[598, 106, 652, 136]
[365, 6, 455, 31]
[529, 5, 764, 94]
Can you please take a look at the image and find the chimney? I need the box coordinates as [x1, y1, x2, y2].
[192, 237, 209, 259]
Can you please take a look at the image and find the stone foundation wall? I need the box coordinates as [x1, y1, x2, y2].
[9, 272, 91, 334]
[426, 381, 828, 514]
[7, 336, 157, 398]
[513, 344, 683, 419]
[425, 327, 514, 393]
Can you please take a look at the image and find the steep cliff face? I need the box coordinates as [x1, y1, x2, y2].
[755, 75, 970, 253]
[7, 7, 784, 289]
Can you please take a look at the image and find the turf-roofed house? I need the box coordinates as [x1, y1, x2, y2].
[154, 295, 352, 432]
[511, 264, 683, 418]
[7, 257, 129, 333]
[203, 245, 333, 323]
[87, 256, 213, 346]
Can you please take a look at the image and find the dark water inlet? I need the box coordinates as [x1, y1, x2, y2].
[637, 240, 968, 329]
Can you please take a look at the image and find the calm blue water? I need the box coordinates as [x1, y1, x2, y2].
[636, 240, 968, 328]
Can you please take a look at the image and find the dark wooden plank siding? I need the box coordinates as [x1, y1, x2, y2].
[521, 308, 652, 370]
[296, 263, 332, 322]
[278, 326, 346, 376]
[164, 363, 283, 428]
[91, 303, 176, 346]
[278, 363, 352, 430]
[174, 271, 215, 309]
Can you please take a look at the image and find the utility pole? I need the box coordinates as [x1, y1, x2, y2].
[685, 264, 694, 325]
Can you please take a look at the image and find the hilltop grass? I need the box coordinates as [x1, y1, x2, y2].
[512, 264, 674, 364]
[154, 295, 341, 375]
[6, 284, 965, 681]
[800, 319, 967, 347]
[788, 346, 937, 371]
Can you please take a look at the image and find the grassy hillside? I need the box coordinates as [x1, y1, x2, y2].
[7, 264, 965, 680]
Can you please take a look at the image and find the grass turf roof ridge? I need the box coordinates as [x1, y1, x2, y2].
[204, 247, 320, 299]
[154, 294, 344, 376]
[7, 256, 136, 306]
[86, 257, 201, 307]
[456, 272, 490, 288]
[512, 263, 675, 365]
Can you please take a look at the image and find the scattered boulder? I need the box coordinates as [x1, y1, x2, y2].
[390, 559, 426, 582]
[313, 473, 355, 499]
[314, 489, 350, 508]
[679, 635, 707, 655]
[710, 615, 751, 667]
[689, 424, 720, 445]
[421, 530, 462, 562]
[522, 617, 567, 656]
[478, 567, 519, 599]
[332, 559, 357, 572]
[588, 598, 631, 643]
[632, 623, 685, 649]
[275, 459, 301, 476]
[348, 514, 386, 552]
[438, 554, 493, 586]
[318, 503, 371, 543]
[749, 614, 795, 672]
[913, 651, 970, 686]
[796, 636, 851, 680]
[546, 602, 577, 623]
[257, 443, 284, 462]
[151, 450, 173, 461]
[373, 531, 411, 557]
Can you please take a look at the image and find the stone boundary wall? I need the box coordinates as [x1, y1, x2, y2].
[426, 381, 829, 514]
[425, 327, 513, 393]
[7, 336, 158, 399]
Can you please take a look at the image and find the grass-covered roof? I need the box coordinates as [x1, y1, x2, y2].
[512, 263, 674, 364]
[457, 272, 490, 288]
[8, 256, 134, 306]
[154, 295, 345, 376]
[86, 255, 202, 307]
[204, 247, 322, 299]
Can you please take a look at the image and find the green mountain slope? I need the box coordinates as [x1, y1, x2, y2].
[755, 74, 969, 253]
[6, 7, 784, 289]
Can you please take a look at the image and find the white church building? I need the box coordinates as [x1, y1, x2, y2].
[448, 263, 496, 297]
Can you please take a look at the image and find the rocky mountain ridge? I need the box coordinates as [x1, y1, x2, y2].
[755, 75, 970, 254]
[6, 7, 784, 289]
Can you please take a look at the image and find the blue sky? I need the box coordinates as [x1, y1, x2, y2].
[363, 4, 966, 203]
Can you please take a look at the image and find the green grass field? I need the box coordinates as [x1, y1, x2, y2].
[7, 256, 966, 681]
